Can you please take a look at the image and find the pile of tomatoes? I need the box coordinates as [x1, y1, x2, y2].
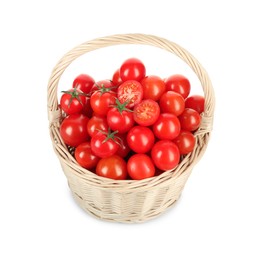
[59, 58, 205, 180]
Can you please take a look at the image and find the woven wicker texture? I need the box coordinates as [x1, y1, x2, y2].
[47, 34, 215, 223]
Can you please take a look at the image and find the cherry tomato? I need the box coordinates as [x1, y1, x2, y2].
[141, 75, 166, 101]
[73, 74, 95, 94]
[112, 69, 123, 87]
[60, 88, 87, 115]
[133, 99, 160, 126]
[127, 154, 155, 180]
[96, 155, 127, 180]
[164, 74, 191, 98]
[116, 134, 130, 158]
[152, 113, 181, 140]
[60, 114, 89, 147]
[90, 89, 116, 116]
[87, 115, 108, 137]
[127, 126, 155, 153]
[159, 91, 185, 116]
[74, 142, 100, 169]
[173, 130, 196, 154]
[151, 140, 180, 171]
[117, 80, 143, 108]
[90, 130, 120, 158]
[120, 58, 146, 82]
[185, 95, 205, 114]
[107, 100, 134, 134]
[179, 108, 201, 132]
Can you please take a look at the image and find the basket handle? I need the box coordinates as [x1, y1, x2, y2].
[47, 34, 214, 132]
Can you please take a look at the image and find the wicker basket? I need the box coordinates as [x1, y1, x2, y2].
[47, 34, 215, 223]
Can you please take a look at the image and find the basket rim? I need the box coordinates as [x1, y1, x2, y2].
[47, 33, 215, 188]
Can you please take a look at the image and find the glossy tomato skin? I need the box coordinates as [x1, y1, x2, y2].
[74, 142, 100, 169]
[120, 58, 146, 82]
[112, 69, 123, 87]
[141, 75, 166, 101]
[60, 89, 87, 115]
[60, 114, 89, 147]
[107, 108, 134, 134]
[151, 140, 180, 171]
[117, 80, 143, 108]
[133, 99, 160, 126]
[173, 130, 196, 154]
[178, 108, 201, 132]
[90, 90, 117, 116]
[185, 95, 205, 114]
[127, 154, 155, 180]
[127, 126, 155, 154]
[87, 115, 108, 137]
[164, 74, 191, 99]
[96, 155, 127, 180]
[152, 113, 181, 140]
[159, 91, 185, 116]
[90, 131, 119, 158]
[73, 74, 95, 94]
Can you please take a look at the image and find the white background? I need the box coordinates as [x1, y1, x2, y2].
[1, 0, 253, 259]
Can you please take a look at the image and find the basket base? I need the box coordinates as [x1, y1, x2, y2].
[61, 160, 191, 223]
[71, 190, 181, 223]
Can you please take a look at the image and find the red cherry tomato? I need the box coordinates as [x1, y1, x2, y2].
[117, 80, 143, 108]
[151, 140, 180, 171]
[73, 74, 95, 94]
[116, 134, 130, 158]
[60, 114, 89, 147]
[127, 154, 155, 180]
[173, 130, 196, 155]
[90, 90, 116, 116]
[112, 69, 123, 87]
[159, 91, 185, 116]
[107, 103, 134, 134]
[96, 155, 127, 180]
[133, 99, 160, 126]
[60, 88, 87, 115]
[152, 113, 181, 140]
[127, 126, 155, 154]
[120, 58, 146, 82]
[185, 95, 205, 114]
[90, 130, 120, 158]
[87, 115, 108, 137]
[141, 75, 166, 101]
[74, 142, 100, 169]
[178, 108, 201, 132]
[164, 74, 191, 98]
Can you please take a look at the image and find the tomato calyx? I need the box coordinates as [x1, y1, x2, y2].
[112, 99, 133, 114]
[94, 82, 117, 95]
[61, 87, 88, 107]
[99, 128, 123, 147]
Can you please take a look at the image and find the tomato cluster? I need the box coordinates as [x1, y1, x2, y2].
[59, 58, 205, 180]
